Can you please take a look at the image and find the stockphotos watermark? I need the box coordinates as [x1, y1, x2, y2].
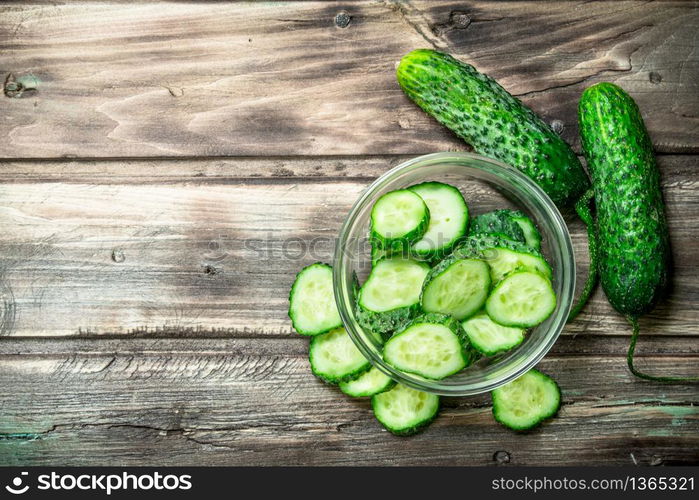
[3, 471, 192, 495]
[202, 233, 467, 264]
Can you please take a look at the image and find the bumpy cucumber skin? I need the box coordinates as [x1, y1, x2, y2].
[288, 262, 342, 336]
[491, 369, 561, 431]
[469, 210, 527, 244]
[408, 181, 470, 261]
[370, 190, 430, 252]
[309, 329, 371, 384]
[579, 83, 669, 317]
[397, 49, 590, 208]
[372, 384, 440, 436]
[507, 210, 542, 250]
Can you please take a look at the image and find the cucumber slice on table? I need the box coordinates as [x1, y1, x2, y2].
[462, 311, 525, 356]
[370, 189, 429, 251]
[372, 383, 440, 436]
[340, 366, 395, 397]
[309, 327, 371, 383]
[288, 263, 342, 336]
[469, 210, 527, 245]
[356, 257, 430, 335]
[486, 271, 556, 328]
[408, 182, 469, 261]
[383, 313, 478, 380]
[421, 256, 491, 320]
[491, 369, 561, 431]
[454, 235, 551, 283]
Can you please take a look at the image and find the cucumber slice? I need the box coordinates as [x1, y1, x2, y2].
[421, 257, 490, 320]
[508, 210, 542, 250]
[491, 369, 561, 431]
[288, 263, 342, 336]
[454, 235, 551, 283]
[339, 366, 395, 397]
[383, 313, 478, 379]
[370, 189, 429, 251]
[309, 327, 371, 383]
[462, 311, 525, 356]
[372, 383, 440, 436]
[486, 271, 556, 328]
[469, 210, 527, 244]
[356, 257, 430, 335]
[408, 182, 469, 261]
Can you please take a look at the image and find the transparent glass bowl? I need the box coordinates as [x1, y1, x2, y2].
[333, 152, 575, 396]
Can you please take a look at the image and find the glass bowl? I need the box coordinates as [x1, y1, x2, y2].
[333, 152, 575, 396]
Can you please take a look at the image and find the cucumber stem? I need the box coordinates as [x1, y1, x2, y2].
[627, 316, 699, 383]
[567, 189, 598, 321]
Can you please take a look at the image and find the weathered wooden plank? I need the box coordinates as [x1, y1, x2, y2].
[1, 1, 696, 158]
[0, 342, 696, 465]
[0, 156, 696, 338]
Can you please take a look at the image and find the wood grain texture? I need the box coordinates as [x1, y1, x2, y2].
[0, 338, 697, 466]
[0, 155, 696, 338]
[0, 1, 697, 158]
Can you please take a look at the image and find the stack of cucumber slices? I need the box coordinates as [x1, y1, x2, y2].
[289, 181, 561, 435]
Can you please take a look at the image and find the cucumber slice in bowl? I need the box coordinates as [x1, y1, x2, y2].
[339, 366, 395, 397]
[469, 210, 527, 245]
[453, 235, 551, 283]
[309, 327, 371, 383]
[462, 311, 525, 356]
[356, 257, 430, 335]
[370, 189, 429, 251]
[508, 210, 542, 251]
[408, 182, 469, 261]
[372, 383, 440, 436]
[288, 263, 342, 336]
[486, 271, 557, 328]
[491, 369, 561, 431]
[383, 313, 478, 380]
[421, 256, 490, 320]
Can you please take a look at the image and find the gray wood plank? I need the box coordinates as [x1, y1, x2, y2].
[0, 156, 696, 338]
[0, 339, 696, 465]
[0, 1, 696, 158]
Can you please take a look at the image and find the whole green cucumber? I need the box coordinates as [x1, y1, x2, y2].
[397, 49, 597, 318]
[579, 82, 694, 383]
[397, 49, 590, 207]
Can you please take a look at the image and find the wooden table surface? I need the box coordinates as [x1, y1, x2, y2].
[0, 1, 697, 466]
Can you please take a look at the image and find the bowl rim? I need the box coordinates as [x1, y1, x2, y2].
[333, 151, 575, 396]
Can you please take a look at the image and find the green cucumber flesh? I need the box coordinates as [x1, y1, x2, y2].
[288, 263, 342, 336]
[371, 189, 429, 251]
[356, 257, 430, 335]
[453, 235, 552, 283]
[462, 312, 525, 356]
[421, 257, 490, 320]
[508, 211, 542, 250]
[339, 366, 395, 397]
[309, 327, 371, 383]
[372, 383, 440, 436]
[408, 181, 469, 260]
[383, 313, 477, 380]
[491, 369, 561, 431]
[486, 271, 556, 328]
